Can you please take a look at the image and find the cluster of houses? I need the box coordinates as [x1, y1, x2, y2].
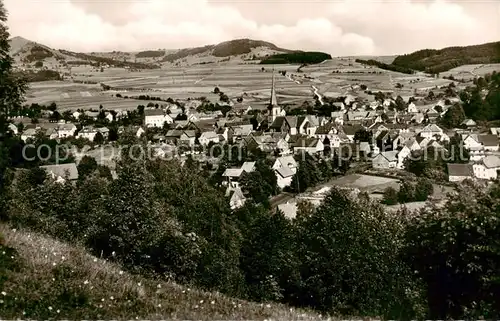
[10, 70, 500, 210]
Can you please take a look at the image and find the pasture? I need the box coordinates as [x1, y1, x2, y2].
[26, 57, 496, 111]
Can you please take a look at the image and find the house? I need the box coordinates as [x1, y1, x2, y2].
[40, 163, 79, 183]
[57, 123, 77, 138]
[85, 111, 100, 120]
[490, 127, 500, 137]
[372, 151, 398, 169]
[273, 156, 298, 189]
[473, 155, 500, 180]
[7, 123, 18, 135]
[179, 130, 197, 147]
[462, 134, 481, 149]
[478, 135, 499, 151]
[198, 131, 220, 146]
[222, 161, 256, 188]
[407, 102, 418, 113]
[226, 186, 246, 209]
[447, 163, 474, 182]
[293, 137, 324, 155]
[419, 124, 444, 139]
[461, 119, 477, 128]
[331, 111, 345, 125]
[21, 128, 38, 142]
[72, 111, 81, 120]
[104, 112, 114, 123]
[144, 109, 174, 128]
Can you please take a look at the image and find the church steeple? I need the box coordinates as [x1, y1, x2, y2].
[270, 68, 278, 107]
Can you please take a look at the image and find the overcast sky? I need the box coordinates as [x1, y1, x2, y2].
[3, 0, 500, 55]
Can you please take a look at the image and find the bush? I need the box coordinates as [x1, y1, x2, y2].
[382, 187, 398, 205]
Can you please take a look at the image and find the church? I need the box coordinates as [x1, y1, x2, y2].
[266, 70, 322, 136]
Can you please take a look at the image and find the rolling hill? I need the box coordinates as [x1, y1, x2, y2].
[9, 37, 325, 69]
[392, 41, 500, 74]
[0, 224, 319, 320]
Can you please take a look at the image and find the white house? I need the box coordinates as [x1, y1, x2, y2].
[419, 124, 444, 139]
[478, 135, 499, 151]
[273, 156, 298, 189]
[77, 126, 108, 142]
[7, 123, 18, 135]
[199, 131, 220, 146]
[222, 161, 256, 188]
[293, 137, 324, 155]
[407, 102, 418, 113]
[372, 151, 398, 169]
[226, 186, 246, 209]
[40, 163, 79, 183]
[144, 109, 174, 128]
[473, 155, 500, 180]
[21, 128, 38, 142]
[57, 123, 77, 138]
[462, 134, 482, 150]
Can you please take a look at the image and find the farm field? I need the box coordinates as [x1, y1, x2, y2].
[25, 57, 498, 111]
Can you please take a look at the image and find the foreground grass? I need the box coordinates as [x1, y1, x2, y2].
[0, 224, 321, 320]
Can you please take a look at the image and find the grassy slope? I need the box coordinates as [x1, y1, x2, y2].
[392, 41, 500, 73]
[0, 225, 320, 320]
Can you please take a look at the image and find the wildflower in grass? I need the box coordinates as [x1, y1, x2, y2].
[61, 256, 65, 260]
[1, 291, 6, 296]
[101, 298, 105, 302]
[157, 284, 161, 288]
[194, 305, 199, 309]
[138, 282, 142, 286]
[83, 280, 89, 285]
[0, 300, 3, 304]
[158, 304, 161, 307]
[199, 300, 203, 303]
[52, 262, 57, 266]
[182, 290, 185, 293]
[57, 309, 60, 313]
[110, 296, 114, 300]
[48, 306, 53, 311]
[211, 300, 215, 304]
[266, 304, 271, 308]
[119, 271, 123, 275]
[93, 258, 97, 262]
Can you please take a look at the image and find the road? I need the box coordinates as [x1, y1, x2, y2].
[312, 85, 324, 105]
[270, 192, 295, 208]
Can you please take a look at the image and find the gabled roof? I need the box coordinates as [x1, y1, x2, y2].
[40, 163, 79, 180]
[276, 155, 297, 169]
[478, 134, 499, 147]
[481, 155, 500, 169]
[144, 109, 165, 117]
[373, 151, 398, 162]
[276, 166, 294, 178]
[447, 163, 473, 177]
[241, 161, 256, 173]
[421, 124, 443, 133]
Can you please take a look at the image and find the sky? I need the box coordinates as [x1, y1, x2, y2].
[3, 0, 500, 56]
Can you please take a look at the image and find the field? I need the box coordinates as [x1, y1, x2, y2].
[25, 57, 499, 112]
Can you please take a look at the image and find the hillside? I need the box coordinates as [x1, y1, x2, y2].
[8, 36, 160, 70]
[260, 52, 332, 65]
[392, 41, 500, 74]
[9, 36, 297, 67]
[0, 225, 319, 320]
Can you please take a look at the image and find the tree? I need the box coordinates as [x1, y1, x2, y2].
[398, 180, 416, 203]
[0, 3, 28, 218]
[404, 182, 500, 319]
[34, 60, 43, 68]
[439, 103, 465, 128]
[295, 188, 422, 318]
[382, 187, 398, 205]
[395, 95, 406, 111]
[213, 86, 220, 94]
[414, 178, 433, 201]
[93, 132, 104, 145]
[77, 155, 98, 180]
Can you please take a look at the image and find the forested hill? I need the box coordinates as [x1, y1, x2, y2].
[392, 41, 500, 74]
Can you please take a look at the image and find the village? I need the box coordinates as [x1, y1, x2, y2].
[7, 66, 500, 217]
